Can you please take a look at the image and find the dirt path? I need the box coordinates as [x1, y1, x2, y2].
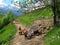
[10, 20, 45, 45]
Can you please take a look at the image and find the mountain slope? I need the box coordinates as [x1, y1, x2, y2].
[0, 23, 17, 45]
[17, 7, 53, 26]
[0, 4, 24, 16]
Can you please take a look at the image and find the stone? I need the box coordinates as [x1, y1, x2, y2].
[25, 19, 53, 39]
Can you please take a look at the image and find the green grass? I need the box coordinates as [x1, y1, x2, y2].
[0, 14, 4, 21]
[0, 23, 17, 45]
[44, 3, 60, 45]
[17, 6, 60, 45]
[45, 24, 60, 45]
[17, 7, 53, 27]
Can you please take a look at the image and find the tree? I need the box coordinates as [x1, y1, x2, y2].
[12, 1, 21, 12]
[56, 0, 60, 19]
[7, 11, 14, 22]
[52, 0, 56, 25]
[22, 0, 27, 8]
[44, 0, 57, 25]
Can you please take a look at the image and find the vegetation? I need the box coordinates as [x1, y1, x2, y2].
[51, 0, 60, 25]
[56, 0, 60, 20]
[17, 7, 53, 26]
[45, 0, 60, 45]
[0, 23, 17, 45]
[45, 24, 60, 45]
[17, 3, 60, 45]
[0, 12, 17, 45]
[0, 11, 15, 29]
[0, 0, 60, 45]
[51, 0, 56, 25]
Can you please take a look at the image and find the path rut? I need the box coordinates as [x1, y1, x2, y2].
[10, 20, 45, 45]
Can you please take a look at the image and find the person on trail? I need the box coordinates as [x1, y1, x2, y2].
[19, 27, 22, 35]
[19, 26, 27, 35]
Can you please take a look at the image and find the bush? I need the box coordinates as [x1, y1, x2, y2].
[0, 11, 15, 29]
[0, 11, 16, 45]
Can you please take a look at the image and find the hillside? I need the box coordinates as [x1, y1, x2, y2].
[17, 6, 60, 45]
[0, 23, 17, 45]
[17, 7, 53, 27]
[0, 13, 17, 45]
[45, 23, 60, 45]
[0, 6, 60, 45]
[0, 0, 60, 45]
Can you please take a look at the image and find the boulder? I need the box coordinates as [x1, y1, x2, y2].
[25, 19, 53, 39]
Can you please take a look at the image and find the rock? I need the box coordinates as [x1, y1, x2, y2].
[25, 18, 53, 39]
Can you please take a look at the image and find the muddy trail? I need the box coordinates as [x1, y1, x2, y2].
[10, 19, 53, 45]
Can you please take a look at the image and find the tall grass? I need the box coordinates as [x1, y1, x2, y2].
[45, 24, 60, 45]
[0, 12, 17, 45]
[0, 23, 17, 45]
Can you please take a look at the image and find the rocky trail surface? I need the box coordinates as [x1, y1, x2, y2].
[10, 19, 53, 45]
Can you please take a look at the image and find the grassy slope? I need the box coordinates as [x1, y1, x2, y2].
[0, 14, 4, 21]
[0, 23, 17, 45]
[17, 7, 53, 27]
[18, 6, 60, 45]
[45, 24, 60, 45]
[44, 3, 60, 45]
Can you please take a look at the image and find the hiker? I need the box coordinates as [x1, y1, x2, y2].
[19, 27, 22, 35]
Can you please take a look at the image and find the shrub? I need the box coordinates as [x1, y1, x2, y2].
[0, 11, 15, 29]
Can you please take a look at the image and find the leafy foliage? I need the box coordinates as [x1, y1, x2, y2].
[44, 0, 60, 45]
[56, 0, 60, 19]
[0, 12, 16, 45]
[0, 11, 15, 29]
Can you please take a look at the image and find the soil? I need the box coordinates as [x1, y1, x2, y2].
[10, 19, 53, 45]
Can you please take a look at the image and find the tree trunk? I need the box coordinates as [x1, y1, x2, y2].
[52, 0, 56, 25]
